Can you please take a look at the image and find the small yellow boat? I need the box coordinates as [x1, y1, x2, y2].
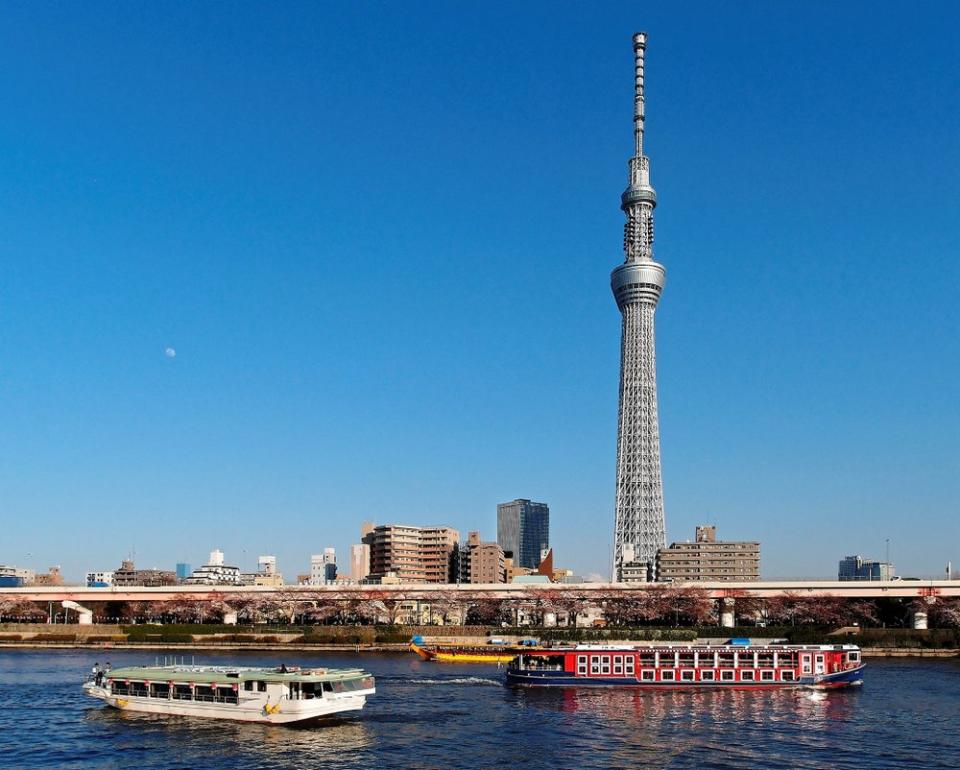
[409, 637, 538, 664]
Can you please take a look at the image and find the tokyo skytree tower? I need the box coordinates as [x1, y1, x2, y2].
[611, 32, 667, 580]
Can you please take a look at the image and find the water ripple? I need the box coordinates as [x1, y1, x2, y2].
[1, 651, 958, 769]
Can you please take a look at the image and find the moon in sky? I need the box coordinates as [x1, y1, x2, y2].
[164, 347, 177, 358]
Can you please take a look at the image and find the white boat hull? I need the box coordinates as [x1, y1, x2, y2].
[83, 682, 370, 724]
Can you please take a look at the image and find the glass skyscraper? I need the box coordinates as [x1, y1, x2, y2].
[497, 499, 549, 570]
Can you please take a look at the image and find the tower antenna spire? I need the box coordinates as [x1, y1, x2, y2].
[633, 32, 647, 161]
[621, 32, 657, 264]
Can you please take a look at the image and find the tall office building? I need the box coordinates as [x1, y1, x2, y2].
[497, 499, 549, 570]
[612, 33, 668, 580]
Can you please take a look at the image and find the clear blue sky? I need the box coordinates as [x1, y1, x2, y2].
[1, 3, 958, 581]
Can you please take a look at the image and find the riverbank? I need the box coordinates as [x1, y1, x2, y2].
[0, 642, 957, 656]
[2, 623, 957, 656]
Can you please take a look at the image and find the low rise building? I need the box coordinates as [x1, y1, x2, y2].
[838, 555, 895, 581]
[241, 555, 284, 586]
[33, 566, 64, 586]
[0, 565, 35, 586]
[620, 561, 651, 584]
[504, 555, 532, 583]
[85, 570, 114, 587]
[113, 559, 177, 587]
[183, 550, 242, 585]
[309, 549, 337, 585]
[655, 525, 760, 582]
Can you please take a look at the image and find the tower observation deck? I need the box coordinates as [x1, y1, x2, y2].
[611, 32, 667, 580]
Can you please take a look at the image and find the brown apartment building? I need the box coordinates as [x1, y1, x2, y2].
[364, 525, 459, 583]
[655, 525, 760, 582]
[464, 531, 506, 583]
[112, 559, 178, 587]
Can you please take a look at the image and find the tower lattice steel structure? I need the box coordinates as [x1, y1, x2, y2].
[611, 32, 667, 580]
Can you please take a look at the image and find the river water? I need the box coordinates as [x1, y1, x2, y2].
[0, 649, 957, 769]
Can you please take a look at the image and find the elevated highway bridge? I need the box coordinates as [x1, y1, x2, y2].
[3, 580, 957, 604]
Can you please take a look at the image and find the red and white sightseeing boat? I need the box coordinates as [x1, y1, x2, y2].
[506, 643, 864, 689]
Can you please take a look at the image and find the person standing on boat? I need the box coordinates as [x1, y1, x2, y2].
[92, 663, 102, 686]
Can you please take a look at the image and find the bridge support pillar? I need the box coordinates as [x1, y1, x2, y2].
[912, 610, 928, 630]
[223, 610, 238, 626]
[61, 600, 93, 625]
[719, 598, 735, 629]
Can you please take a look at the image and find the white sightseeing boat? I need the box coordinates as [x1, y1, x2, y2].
[83, 663, 375, 724]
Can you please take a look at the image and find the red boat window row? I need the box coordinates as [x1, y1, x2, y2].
[574, 654, 801, 682]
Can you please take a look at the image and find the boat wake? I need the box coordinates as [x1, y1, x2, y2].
[403, 677, 501, 687]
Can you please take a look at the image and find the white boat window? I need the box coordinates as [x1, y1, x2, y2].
[624, 657, 635, 675]
[741, 670, 755, 681]
[847, 651, 860, 663]
[680, 670, 695, 681]
[760, 670, 774, 681]
[600, 657, 611, 675]
[613, 656, 623, 675]
[577, 655, 587, 675]
[641, 670, 655, 681]
[781, 671, 795, 681]
[661, 670, 675, 681]
[700, 670, 715, 681]
[590, 657, 601, 675]
[720, 670, 735, 681]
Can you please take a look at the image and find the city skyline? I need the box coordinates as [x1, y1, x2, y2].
[2, 4, 958, 581]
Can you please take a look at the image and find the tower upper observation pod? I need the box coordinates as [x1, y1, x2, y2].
[611, 32, 668, 580]
[612, 30, 665, 310]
